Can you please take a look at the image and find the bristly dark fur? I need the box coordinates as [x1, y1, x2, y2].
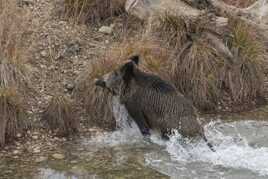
[108, 56, 215, 151]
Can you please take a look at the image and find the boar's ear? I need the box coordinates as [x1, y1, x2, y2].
[129, 55, 139, 65]
[121, 61, 135, 83]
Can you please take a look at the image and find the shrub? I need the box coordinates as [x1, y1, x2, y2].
[41, 95, 79, 137]
[0, 88, 29, 147]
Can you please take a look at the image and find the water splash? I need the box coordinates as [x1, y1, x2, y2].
[85, 97, 142, 147]
[147, 120, 268, 177]
[84, 97, 268, 177]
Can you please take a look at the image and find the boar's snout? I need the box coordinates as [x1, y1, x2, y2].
[94, 79, 106, 88]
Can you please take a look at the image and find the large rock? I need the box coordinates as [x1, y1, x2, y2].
[125, 0, 204, 20]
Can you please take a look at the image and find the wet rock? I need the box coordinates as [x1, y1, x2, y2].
[52, 153, 65, 160]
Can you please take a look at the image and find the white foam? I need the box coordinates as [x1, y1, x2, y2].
[86, 97, 268, 176]
[85, 97, 143, 147]
[154, 120, 268, 176]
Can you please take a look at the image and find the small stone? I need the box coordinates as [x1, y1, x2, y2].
[40, 50, 48, 57]
[32, 135, 38, 140]
[71, 166, 87, 175]
[33, 148, 41, 154]
[52, 153, 65, 160]
[66, 83, 75, 91]
[40, 64, 46, 69]
[16, 133, 22, 138]
[13, 150, 20, 155]
[99, 26, 113, 34]
[35, 156, 47, 163]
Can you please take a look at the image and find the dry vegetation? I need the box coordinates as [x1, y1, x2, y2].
[0, 0, 33, 147]
[222, 0, 257, 8]
[145, 12, 265, 112]
[0, 0, 32, 96]
[0, 88, 29, 147]
[64, 0, 126, 24]
[0, 0, 266, 148]
[41, 95, 79, 137]
[0, 0, 29, 62]
[80, 12, 265, 113]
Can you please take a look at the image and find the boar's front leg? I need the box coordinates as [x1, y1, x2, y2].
[125, 102, 150, 136]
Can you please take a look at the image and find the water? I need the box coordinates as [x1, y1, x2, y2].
[2, 102, 268, 178]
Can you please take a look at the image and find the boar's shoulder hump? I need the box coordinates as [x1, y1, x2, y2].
[135, 72, 176, 94]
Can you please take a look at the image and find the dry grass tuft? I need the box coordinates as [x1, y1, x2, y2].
[149, 12, 188, 49]
[74, 60, 116, 130]
[106, 39, 171, 78]
[149, 12, 265, 112]
[223, 20, 265, 105]
[64, 0, 126, 24]
[149, 12, 214, 49]
[0, 0, 29, 62]
[170, 15, 265, 111]
[0, 0, 33, 97]
[172, 38, 223, 111]
[0, 59, 33, 97]
[0, 1, 33, 147]
[0, 88, 29, 148]
[41, 95, 79, 137]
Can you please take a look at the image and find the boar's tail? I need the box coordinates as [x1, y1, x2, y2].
[202, 135, 216, 152]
